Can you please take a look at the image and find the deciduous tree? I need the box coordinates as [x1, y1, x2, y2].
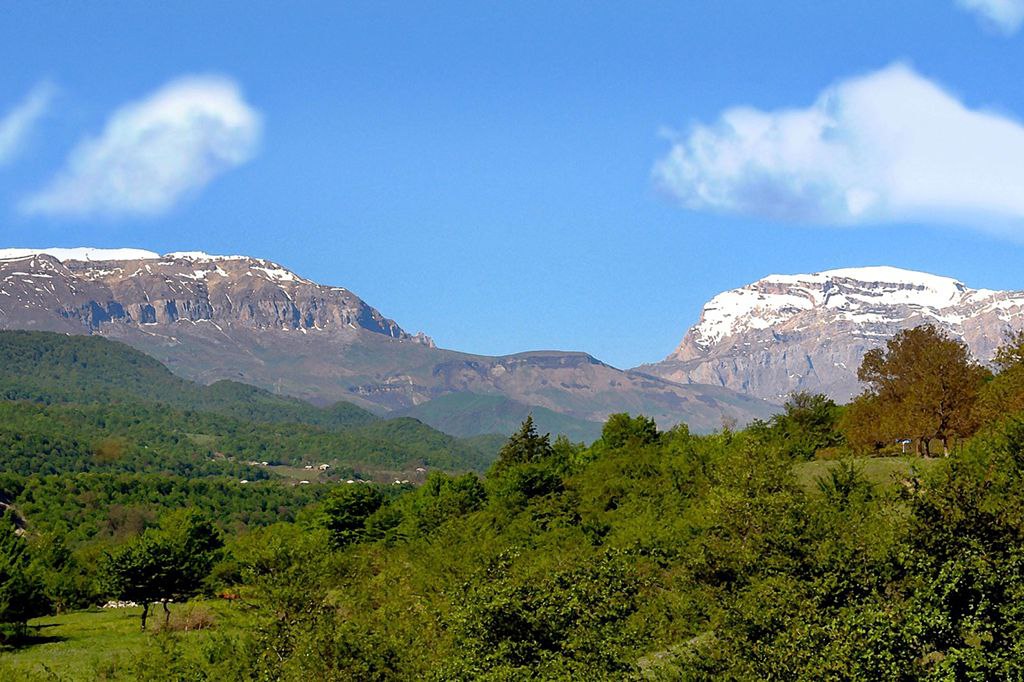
[978, 330, 1024, 424]
[320, 484, 384, 548]
[599, 413, 660, 450]
[0, 511, 48, 637]
[851, 324, 989, 455]
[103, 510, 222, 629]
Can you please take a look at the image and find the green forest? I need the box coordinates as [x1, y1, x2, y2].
[4, 326, 1024, 679]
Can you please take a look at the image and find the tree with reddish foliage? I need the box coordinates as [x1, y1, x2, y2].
[849, 324, 989, 456]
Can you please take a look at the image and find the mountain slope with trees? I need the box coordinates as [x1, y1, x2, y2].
[0, 331, 498, 477]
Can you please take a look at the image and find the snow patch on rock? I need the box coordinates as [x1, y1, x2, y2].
[691, 266, 987, 348]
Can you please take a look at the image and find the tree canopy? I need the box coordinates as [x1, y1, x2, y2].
[0, 511, 47, 637]
[103, 510, 222, 629]
[849, 324, 989, 455]
[490, 416, 554, 475]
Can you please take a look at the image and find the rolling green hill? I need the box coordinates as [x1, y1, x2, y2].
[0, 331, 496, 476]
[0, 330, 379, 429]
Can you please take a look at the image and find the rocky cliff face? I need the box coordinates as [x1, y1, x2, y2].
[0, 249, 426, 342]
[0, 248, 775, 432]
[640, 266, 1024, 402]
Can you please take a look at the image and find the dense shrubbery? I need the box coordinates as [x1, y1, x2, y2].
[0, 512, 48, 638]
[119, 338, 1024, 679]
[6, 412, 1024, 677]
[8, 325, 1024, 676]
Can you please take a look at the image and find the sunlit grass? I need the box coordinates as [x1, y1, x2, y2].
[794, 455, 943, 492]
[0, 600, 246, 681]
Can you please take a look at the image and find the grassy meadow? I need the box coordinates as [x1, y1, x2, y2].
[0, 601, 245, 681]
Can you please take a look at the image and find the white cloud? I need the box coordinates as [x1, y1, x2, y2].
[0, 82, 55, 166]
[654, 63, 1024, 231]
[23, 75, 261, 218]
[956, 0, 1024, 34]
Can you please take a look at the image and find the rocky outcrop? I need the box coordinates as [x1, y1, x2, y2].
[640, 266, 1024, 402]
[0, 250, 426, 342]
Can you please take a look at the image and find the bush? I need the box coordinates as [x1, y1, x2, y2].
[155, 604, 216, 632]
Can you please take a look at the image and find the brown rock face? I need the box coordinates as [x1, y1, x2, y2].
[639, 267, 1024, 402]
[0, 253, 416, 340]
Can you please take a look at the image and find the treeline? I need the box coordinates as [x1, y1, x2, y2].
[753, 324, 1024, 459]
[0, 474, 335, 618]
[0, 399, 485, 475]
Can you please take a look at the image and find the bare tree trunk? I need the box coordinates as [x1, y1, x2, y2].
[922, 438, 931, 458]
[942, 436, 950, 457]
[162, 600, 171, 627]
[141, 602, 149, 631]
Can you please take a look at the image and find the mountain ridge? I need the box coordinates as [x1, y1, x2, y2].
[0, 247, 776, 433]
[640, 265, 1024, 401]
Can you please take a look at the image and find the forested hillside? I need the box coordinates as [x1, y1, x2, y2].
[0, 331, 497, 476]
[0, 331, 379, 428]
[4, 324, 1024, 679]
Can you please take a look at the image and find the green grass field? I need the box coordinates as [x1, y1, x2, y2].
[794, 455, 943, 492]
[0, 601, 246, 681]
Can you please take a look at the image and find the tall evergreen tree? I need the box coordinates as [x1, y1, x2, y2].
[490, 416, 554, 475]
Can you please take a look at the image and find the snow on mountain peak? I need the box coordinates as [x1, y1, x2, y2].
[691, 266, 985, 348]
[0, 248, 264, 264]
[163, 251, 249, 261]
[0, 247, 309, 285]
[820, 265, 961, 286]
[0, 247, 161, 262]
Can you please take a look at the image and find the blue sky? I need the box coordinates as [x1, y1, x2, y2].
[3, 1, 1024, 368]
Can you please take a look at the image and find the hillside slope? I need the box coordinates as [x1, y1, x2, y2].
[0, 331, 493, 475]
[393, 392, 605, 442]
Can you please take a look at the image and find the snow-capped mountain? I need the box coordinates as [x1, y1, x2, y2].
[0, 248, 423, 341]
[639, 266, 1024, 402]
